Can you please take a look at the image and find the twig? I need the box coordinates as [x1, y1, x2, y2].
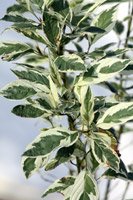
[38, 171, 54, 183]
[48, 117, 55, 128]
[124, 85, 133, 90]
[121, 182, 130, 200]
[103, 180, 111, 200]
[70, 160, 77, 167]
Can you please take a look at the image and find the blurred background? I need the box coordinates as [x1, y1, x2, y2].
[0, 0, 133, 200]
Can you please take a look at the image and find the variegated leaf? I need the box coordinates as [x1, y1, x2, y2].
[22, 156, 47, 178]
[49, 55, 63, 86]
[16, 0, 31, 10]
[32, 0, 44, 9]
[12, 104, 45, 118]
[1, 14, 33, 23]
[36, 97, 53, 110]
[42, 176, 75, 197]
[23, 127, 79, 157]
[45, 145, 74, 171]
[12, 27, 49, 45]
[92, 5, 117, 43]
[0, 42, 33, 61]
[55, 54, 85, 72]
[103, 159, 130, 181]
[86, 151, 99, 173]
[43, 10, 60, 45]
[49, 76, 60, 108]
[0, 81, 37, 100]
[6, 4, 28, 14]
[50, 0, 70, 19]
[80, 86, 94, 126]
[90, 134, 120, 171]
[65, 171, 99, 200]
[12, 69, 50, 87]
[97, 102, 133, 129]
[76, 58, 130, 86]
[77, 0, 107, 27]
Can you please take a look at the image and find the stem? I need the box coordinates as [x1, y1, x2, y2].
[68, 114, 81, 173]
[57, 38, 82, 174]
[124, 1, 133, 48]
[76, 157, 81, 174]
[103, 180, 111, 200]
[48, 117, 54, 128]
[56, 34, 79, 175]
[118, 124, 124, 140]
[38, 171, 54, 183]
[121, 182, 130, 200]
[124, 85, 133, 90]
[68, 115, 75, 131]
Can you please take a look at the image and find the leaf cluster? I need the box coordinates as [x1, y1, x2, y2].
[0, 0, 133, 199]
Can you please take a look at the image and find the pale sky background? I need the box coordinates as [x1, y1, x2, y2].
[0, 1, 133, 200]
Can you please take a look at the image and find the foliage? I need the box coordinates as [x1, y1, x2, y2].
[0, 0, 133, 199]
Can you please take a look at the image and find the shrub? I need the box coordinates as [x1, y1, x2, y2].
[0, 0, 133, 199]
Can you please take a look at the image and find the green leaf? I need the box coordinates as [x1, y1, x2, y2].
[88, 50, 105, 59]
[96, 58, 129, 75]
[12, 104, 45, 118]
[97, 102, 133, 129]
[114, 21, 124, 35]
[32, 0, 44, 9]
[42, 176, 75, 197]
[97, 43, 116, 50]
[91, 5, 117, 43]
[49, 76, 60, 108]
[1, 82, 36, 100]
[76, 58, 130, 86]
[106, 0, 129, 2]
[55, 54, 85, 72]
[23, 127, 79, 157]
[22, 156, 47, 178]
[82, 26, 106, 34]
[105, 49, 127, 58]
[12, 28, 49, 45]
[45, 145, 74, 171]
[36, 98, 52, 110]
[1, 14, 33, 23]
[86, 151, 99, 173]
[16, 0, 31, 11]
[12, 22, 41, 30]
[80, 86, 94, 126]
[77, 0, 107, 27]
[103, 160, 133, 181]
[6, 4, 28, 14]
[0, 42, 29, 55]
[49, 55, 63, 86]
[0, 42, 33, 61]
[73, 42, 83, 52]
[65, 171, 99, 200]
[92, 5, 117, 30]
[125, 64, 133, 71]
[90, 133, 120, 171]
[12, 69, 50, 87]
[43, 10, 60, 45]
[50, 0, 70, 19]
[103, 159, 127, 178]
